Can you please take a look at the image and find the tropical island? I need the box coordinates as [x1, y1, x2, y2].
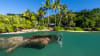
[0, 0, 100, 33]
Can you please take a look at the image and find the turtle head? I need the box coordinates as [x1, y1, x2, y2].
[56, 33, 63, 48]
[56, 33, 63, 41]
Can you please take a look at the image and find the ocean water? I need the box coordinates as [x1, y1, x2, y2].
[0, 31, 100, 56]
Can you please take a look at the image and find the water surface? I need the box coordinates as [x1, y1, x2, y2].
[0, 31, 100, 56]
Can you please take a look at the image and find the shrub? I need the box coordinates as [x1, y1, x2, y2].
[64, 27, 74, 31]
[95, 28, 100, 31]
[74, 27, 84, 31]
[54, 27, 64, 31]
[38, 26, 45, 30]
[84, 28, 92, 31]
[0, 23, 6, 33]
[0, 28, 6, 33]
[6, 25, 14, 32]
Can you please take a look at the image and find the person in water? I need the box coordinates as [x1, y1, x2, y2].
[0, 35, 62, 54]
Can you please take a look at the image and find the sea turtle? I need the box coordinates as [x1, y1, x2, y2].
[0, 34, 63, 54]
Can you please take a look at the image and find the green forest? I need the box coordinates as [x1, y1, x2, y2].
[0, 0, 100, 33]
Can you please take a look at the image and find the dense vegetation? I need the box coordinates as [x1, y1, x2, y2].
[0, 0, 100, 33]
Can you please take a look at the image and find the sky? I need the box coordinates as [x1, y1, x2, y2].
[0, 0, 100, 15]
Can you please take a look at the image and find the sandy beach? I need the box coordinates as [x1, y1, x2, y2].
[0, 29, 99, 34]
[68, 31, 99, 32]
[0, 29, 51, 34]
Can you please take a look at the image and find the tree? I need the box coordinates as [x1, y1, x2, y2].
[38, 6, 46, 26]
[91, 8, 100, 27]
[67, 11, 76, 27]
[52, 0, 60, 26]
[42, 0, 51, 27]
[31, 12, 38, 27]
[22, 9, 32, 21]
[58, 4, 68, 26]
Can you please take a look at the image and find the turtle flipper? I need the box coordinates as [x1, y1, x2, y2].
[6, 47, 16, 54]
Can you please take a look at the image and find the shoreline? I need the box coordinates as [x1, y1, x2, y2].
[68, 31, 99, 32]
[0, 29, 50, 34]
[0, 29, 99, 34]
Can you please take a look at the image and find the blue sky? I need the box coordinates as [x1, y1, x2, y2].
[0, 0, 100, 15]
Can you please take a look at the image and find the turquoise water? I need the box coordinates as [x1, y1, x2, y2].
[0, 31, 100, 56]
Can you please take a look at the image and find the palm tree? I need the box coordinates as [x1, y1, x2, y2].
[36, 11, 41, 26]
[41, 10, 46, 26]
[42, 0, 51, 27]
[67, 10, 76, 27]
[39, 6, 46, 25]
[22, 9, 31, 21]
[58, 4, 68, 26]
[58, 5, 61, 26]
[52, 0, 60, 26]
[36, 6, 46, 26]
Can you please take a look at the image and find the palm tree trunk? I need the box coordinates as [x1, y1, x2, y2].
[48, 10, 49, 27]
[42, 17, 45, 25]
[67, 16, 69, 27]
[55, 10, 57, 27]
[59, 15, 62, 26]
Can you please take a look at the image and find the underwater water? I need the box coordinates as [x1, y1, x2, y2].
[0, 31, 100, 56]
